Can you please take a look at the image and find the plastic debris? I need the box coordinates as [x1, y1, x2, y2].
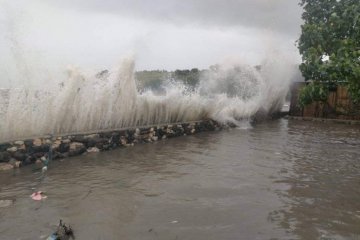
[47, 233, 57, 240]
[47, 219, 74, 240]
[87, 147, 100, 153]
[30, 191, 47, 201]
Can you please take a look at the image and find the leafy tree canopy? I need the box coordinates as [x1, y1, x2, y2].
[298, 0, 360, 103]
[174, 68, 200, 88]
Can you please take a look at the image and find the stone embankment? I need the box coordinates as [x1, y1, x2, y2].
[0, 120, 223, 171]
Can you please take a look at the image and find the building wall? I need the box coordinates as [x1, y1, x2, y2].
[289, 83, 360, 120]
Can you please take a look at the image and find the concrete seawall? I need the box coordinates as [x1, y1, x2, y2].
[0, 120, 224, 171]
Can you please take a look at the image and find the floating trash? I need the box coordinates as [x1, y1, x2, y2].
[30, 191, 47, 201]
[42, 166, 48, 173]
[47, 220, 74, 240]
[87, 147, 100, 153]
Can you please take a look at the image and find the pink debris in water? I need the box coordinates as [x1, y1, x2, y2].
[30, 191, 47, 201]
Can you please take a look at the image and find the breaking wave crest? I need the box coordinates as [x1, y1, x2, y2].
[0, 57, 292, 142]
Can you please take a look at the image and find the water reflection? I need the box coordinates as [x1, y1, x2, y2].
[270, 120, 360, 240]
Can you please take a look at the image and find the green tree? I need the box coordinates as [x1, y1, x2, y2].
[298, 0, 360, 104]
[174, 68, 200, 88]
[135, 70, 169, 91]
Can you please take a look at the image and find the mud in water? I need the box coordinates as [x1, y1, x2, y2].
[0, 119, 360, 240]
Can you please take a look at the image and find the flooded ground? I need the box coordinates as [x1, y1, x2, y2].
[0, 119, 360, 240]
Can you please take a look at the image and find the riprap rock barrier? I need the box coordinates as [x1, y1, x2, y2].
[0, 120, 223, 171]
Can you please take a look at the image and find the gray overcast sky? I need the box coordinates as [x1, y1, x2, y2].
[0, 0, 303, 78]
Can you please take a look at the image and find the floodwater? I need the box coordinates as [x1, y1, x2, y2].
[0, 119, 360, 240]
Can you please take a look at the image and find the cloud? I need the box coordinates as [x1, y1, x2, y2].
[52, 0, 303, 36]
[0, 0, 303, 88]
